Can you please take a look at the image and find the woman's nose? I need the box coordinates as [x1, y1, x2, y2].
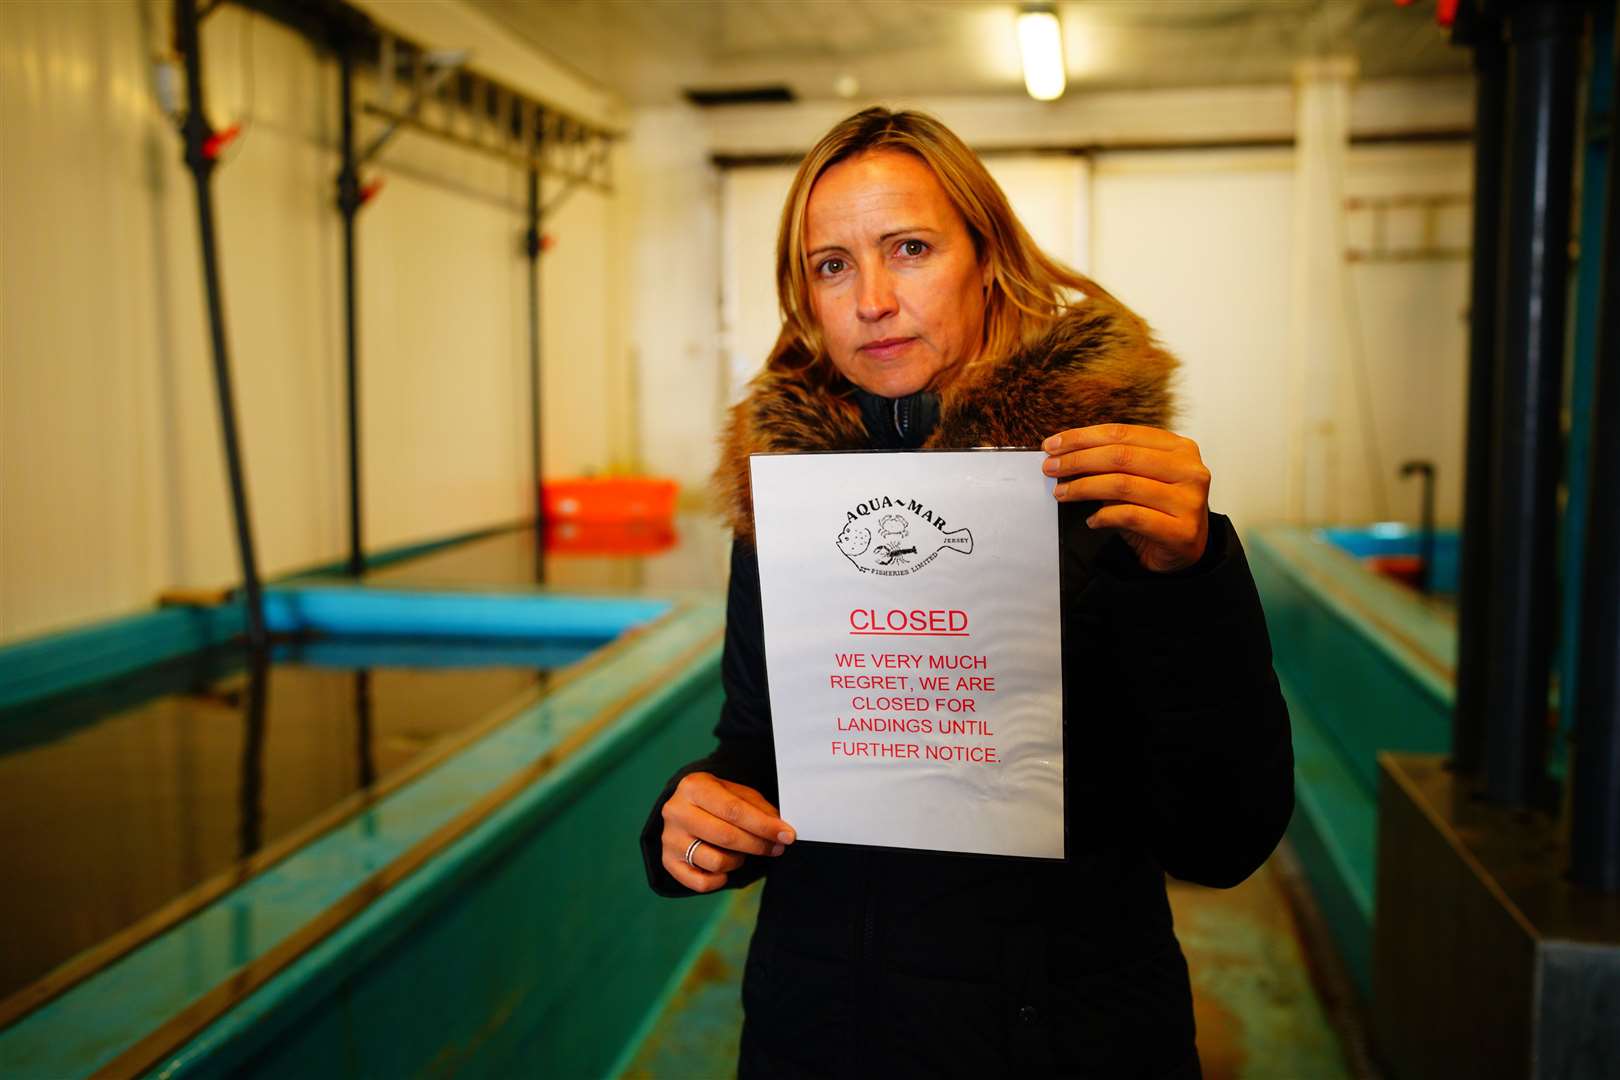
[856, 266, 898, 322]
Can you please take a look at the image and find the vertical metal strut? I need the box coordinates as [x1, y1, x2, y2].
[526, 157, 546, 583]
[338, 42, 364, 578]
[1571, 9, 1620, 891]
[1482, 0, 1583, 806]
[1452, 8, 1507, 782]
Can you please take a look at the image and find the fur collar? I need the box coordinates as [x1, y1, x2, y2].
[716, 297, 1178, 538]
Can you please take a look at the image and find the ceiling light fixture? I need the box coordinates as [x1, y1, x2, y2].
[1016, 4, 1066, 102]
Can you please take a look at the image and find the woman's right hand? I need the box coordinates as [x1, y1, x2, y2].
[660, 772, 796, 893]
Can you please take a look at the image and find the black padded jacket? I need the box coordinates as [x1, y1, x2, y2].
[640, 394, 1294, 1078]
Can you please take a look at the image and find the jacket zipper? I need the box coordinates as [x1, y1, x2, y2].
[856, 852, 875, 963]
[853, 854, 876, 1071]
[863, 890, 875, 959]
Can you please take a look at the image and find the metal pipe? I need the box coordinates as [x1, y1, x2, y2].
[1400, 461, 1436, 595]
[1483, 0, 1583, 807]
[176, 0, 267, 651]
[1452, 8, 1507, 782]
[1571, 10, 1620, 891]
[526, 163, 546, 583]
[338, 44, 363, 577]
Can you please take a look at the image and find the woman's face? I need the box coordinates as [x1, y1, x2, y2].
[804, 150, 990, 398]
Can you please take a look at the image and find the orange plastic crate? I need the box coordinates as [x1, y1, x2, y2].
[541, 477, 679, 523]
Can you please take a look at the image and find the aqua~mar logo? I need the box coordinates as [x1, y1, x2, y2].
[834, 496, 974, 576]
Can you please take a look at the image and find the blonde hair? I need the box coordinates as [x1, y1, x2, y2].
[767, 107, 1113, 391]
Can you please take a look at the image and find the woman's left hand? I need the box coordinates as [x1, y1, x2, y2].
[1042, 423, 1211, 574]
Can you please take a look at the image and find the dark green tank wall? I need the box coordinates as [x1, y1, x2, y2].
[183, 673, 728, 1079]
[1248, 525, 1454, 995]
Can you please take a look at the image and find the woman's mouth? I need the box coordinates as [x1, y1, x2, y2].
[859, 337, 915, 360]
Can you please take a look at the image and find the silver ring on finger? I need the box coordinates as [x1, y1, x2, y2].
[683, 837, 705, 869]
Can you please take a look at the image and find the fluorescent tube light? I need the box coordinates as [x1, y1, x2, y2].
[1017, 7, 1066, 102]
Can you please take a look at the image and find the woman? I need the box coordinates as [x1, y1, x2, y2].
[640, 107, 1293, 1078]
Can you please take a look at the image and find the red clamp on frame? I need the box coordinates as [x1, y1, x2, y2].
[1391, 0, 1458, 28]
[201, 123, 240, 161]
[360, 177, 384, 205]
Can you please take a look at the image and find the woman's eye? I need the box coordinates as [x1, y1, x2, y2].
[898, 239, 928, 257]
[817, 258, 846, 276]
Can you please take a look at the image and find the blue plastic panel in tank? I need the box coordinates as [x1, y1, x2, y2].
[1318, 524, 1460, 595]
[274, 635, 603, 671]
[262, 586, 671, 641]
[0, 590, 672, 712]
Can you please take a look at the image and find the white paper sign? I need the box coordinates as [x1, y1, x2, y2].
[749, 450, 1064, 860]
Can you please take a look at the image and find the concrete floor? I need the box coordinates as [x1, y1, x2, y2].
[623, 842, 1362, 1079]
[1168, 852, 1355, 1079]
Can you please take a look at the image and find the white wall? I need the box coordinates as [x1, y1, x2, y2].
[0, 0, 628, 643]
[1339, 143, 1472, 528]
[623, 106, 724, 493]
[720, 165, 792, 400]
[987, 155, 1092, 272]
[1093, 140, 1469, 533]
[1091, 149, 1297, 532]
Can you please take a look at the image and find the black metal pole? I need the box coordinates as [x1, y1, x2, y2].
[1483, 0, 1583, 807]
[1400, 461, 1436, 595]
[338, 44, 364, 578]
[526, 163, 546, 583]
[1452, 8, 1507, 782]
[1571, 11, 1620, 891]
[176, 0, 267, 651]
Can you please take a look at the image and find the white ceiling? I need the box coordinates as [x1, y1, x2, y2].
[462, 0, 1470, 106]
